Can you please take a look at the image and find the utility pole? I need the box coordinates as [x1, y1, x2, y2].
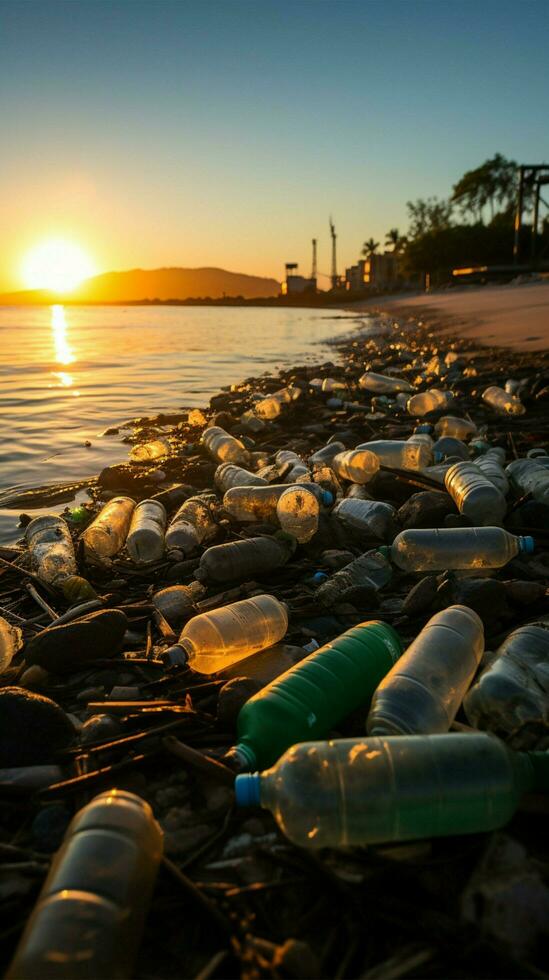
[329, 217, 337, 290]
[311, 238, 317, 281]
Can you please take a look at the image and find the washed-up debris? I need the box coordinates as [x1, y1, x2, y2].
[1, 314, 549, 979]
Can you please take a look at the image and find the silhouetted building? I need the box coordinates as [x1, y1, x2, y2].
[281, 263, 317, 296]
[345, 253, 398, 292]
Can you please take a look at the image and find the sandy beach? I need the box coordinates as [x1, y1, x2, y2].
[350, 280, 549, 352]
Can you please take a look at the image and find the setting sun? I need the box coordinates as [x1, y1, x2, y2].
[21, 238, 95, 293]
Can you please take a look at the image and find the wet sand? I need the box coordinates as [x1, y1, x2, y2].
[349, 281, 549, 351]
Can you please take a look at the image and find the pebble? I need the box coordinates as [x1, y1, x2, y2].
[0, 688, 74, 766]
[397, 491, 456, 529]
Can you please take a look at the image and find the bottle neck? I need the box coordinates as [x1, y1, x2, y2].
[227, 742, 257, 772]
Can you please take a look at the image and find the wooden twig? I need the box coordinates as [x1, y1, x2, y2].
[163, 735, 235, 785]
[26, 583, 59, 620]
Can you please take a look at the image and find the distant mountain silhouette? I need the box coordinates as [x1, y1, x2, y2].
[0, 266, 280, 304]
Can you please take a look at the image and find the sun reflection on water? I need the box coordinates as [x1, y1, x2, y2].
[51, 304, 75, 388]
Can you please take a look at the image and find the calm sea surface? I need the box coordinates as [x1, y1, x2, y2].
[0, 304, 365, 543]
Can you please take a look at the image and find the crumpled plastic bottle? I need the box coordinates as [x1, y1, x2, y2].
[25, 515, 78, 585]
[464, 623, 549, 735]
[482, 385, 525, 416]
[332, 498, 395, 540]
[314, 549, 392, 607]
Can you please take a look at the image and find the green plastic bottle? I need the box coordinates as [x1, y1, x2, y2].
[235, 733, 549, 848]
[226, 620, 403, 771]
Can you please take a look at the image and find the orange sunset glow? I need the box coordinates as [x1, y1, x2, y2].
[21, 238, 95, 294]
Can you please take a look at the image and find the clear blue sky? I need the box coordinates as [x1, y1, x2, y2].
[1, 0, 548, 290]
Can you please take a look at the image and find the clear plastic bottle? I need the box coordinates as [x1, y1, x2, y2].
[25, 515, 78, 585]
[130, 439, 170, 463]
[167, 594, 288, 674]
[445, 461, 507, 526]
[345, 483, 374, 500]
[197, 536, 293, 583]
[235, 732, 549, 848]
[482, 385, 525, 416]
[0, 616, 22, 674]
[435, 416, 477, 440]
[126, 500, 167, 564]
[356, 439, 432, 470]
[202, 426, 250, 465]
[315, 551, 392, 607]
[165, 495, 217, 555]
[224, 483, 332, 524]
[407, 389, 454, 416]
[228, 619, 402, 770]
[332, 449, 380, 484]
[359, 372, 413, 394]
[215, 462, 267, 492]
[464, 623, 549, 734]
[81, 497, 135, 560]
[332, 498, 395, 539]
[475, 451, 510, 495]
[309, 441, 346, 466]
[390, 526, 534, 572]
[6, 790, 163, 980]
[255, 386, 302, 420]
[420, 462, 453, 484]
[367, 605, 484, 735]
[506, 458, 549, 507]
[276, 486, 320, 543]
[407, 432, 434, 450]
[432, 436, 469, 462]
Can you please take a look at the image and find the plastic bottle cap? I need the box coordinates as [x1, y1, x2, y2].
[312, 571, 329, 584]
[519, 535, 535, 555]
[234, 773, 261, 807]
[322, 490, 334, 506]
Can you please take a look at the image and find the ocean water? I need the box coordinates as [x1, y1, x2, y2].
[0, 304, 364, 543]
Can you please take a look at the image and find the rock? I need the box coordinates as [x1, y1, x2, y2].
[24, 609, 128, 674]
[97, 463, 149, 492]
[504, 580, 547, 606]
[19, 665, 51, 690]
[398, 491, 455, 529]
[506, 500, 549, 530]
[320, 549, 356, 570]
[444, 513, 473, 527]
[0, 688, 74, 766]
[402, 575, 439, 616]
[273, 939, 321, 979]
[217, 677, 263, 727]
[438, 577, 508, 625]
[212, 411, 235, 430]
[80, 713, 123, 744]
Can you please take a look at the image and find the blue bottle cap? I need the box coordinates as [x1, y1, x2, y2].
[312, 571, 329, 585]
[519, 535, 535, 554]
[234, 773, 261, 807]
[322, 490, 334, 506]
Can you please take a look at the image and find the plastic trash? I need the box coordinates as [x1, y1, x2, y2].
[0, 765, 63, 791]
[152, 582, 206, 630]
[0, 616, 22, 674]
[126, 499, 167, 564]
[445, 461, 507, 526]
[255, 386, 301, 420]
[356, 439, 432, 470]
[332, 498, 395, 539]
[432, 436, 469, 462]
[464, 623, 549, 735]
[224, 483, 331, 524]
[475, 450, 510, 495]
[226, 619, 402, 770]
[435, 416, 477, 441]
[367, 605, 484, 735]
[407, 432, 434, 450]
[482, 385, 525, 416]
[390, 527, 534, 572]
[235, 732, 549, 848]
[420, 462, 453, 484]
[165, 495, 217, 555]
[81, 497, 135, 560]
[202, 426, 250, 465]
[6, 790, 163, 980]
[506, 458, 549, 507]
[164, 594, 288, 674]
[332, 449, 380, 484]
[407, 389, 453, 416]
[25, 515, 78, 585]
[130, 439, 170, 463]
[309, 441, 346, 466]
[276, 486, 320, 543]
[197, 535, 294, 583]
[215, 462, 267, 492]
[315, 550, 392, 607]
[359, 372, 413, 394]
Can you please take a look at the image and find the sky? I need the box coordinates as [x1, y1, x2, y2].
[1, 0, 548, 292]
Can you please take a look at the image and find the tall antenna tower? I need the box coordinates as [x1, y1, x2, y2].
[311, 238, 317, 281]
[329, 217, 338, 289]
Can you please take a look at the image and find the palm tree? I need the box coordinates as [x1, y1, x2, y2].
[385, 228, 407, 253]
[362, 238, 380, 258]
